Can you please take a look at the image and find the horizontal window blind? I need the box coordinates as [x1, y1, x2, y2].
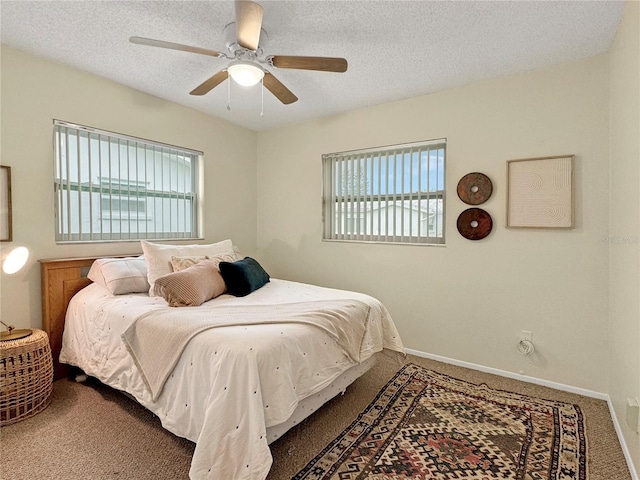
[322, 139, 446, 245]
[54, 120, 201, 243]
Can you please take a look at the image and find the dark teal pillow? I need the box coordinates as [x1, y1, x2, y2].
[218, 257, 270, 297]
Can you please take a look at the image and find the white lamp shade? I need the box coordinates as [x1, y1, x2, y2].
[228, 61, 264, 87]
[3, 246, 29, 274]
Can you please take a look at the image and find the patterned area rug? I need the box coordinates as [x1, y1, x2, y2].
[293, 363, 587, 480]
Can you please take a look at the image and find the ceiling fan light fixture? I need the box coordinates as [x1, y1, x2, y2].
[228, 60, 264, 87]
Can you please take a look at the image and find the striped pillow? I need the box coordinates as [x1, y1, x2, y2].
[154, 260, 226, 307]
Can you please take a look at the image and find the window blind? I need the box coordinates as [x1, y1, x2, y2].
[322, 139, 446, 245]
[54, 120, 201, 243]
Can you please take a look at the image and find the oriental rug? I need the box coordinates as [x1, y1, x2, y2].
[293, 363, 587, 480]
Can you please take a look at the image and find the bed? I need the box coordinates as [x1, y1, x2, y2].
[40, 242, 405, 480]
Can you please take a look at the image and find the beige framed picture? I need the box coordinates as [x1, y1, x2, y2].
[506, 155, 574, 229]
[1, 165, 12, 242]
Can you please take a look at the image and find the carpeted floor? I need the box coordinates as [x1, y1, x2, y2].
[0, 353, 632, 480]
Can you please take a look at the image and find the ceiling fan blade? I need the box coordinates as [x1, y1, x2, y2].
[262, 72, 298, 105]
[235, 0, 263, 51]
[190, 70, 229, 96]
[269, 55, 348, 73]
[130, 36, 224, 58]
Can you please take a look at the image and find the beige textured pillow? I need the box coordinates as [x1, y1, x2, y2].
[170, 252, 238, 272]
[170, 255, 209, 272]
[154, 260, 227, 307]
[205, 252, 238, 269]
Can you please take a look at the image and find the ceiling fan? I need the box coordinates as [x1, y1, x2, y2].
[130, 0, 348, 105]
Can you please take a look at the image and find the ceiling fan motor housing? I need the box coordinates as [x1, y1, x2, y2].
[223, 21, 268, 58]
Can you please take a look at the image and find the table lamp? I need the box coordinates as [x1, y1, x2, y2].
[0, 320, 32, 341]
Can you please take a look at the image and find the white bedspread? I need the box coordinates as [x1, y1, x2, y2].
[123, 299, 372, 401]
[60, 279, 405, 480]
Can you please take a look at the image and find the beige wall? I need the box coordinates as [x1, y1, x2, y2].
[609, 1, 640, 472]
[257, 55, 611, 393]
[0, 46, 258, 329]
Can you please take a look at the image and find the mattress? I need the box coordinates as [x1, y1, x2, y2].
[60, 278, 404, 479]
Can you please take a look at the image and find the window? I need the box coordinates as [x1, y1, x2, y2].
[54, 120, 201, 242]
[322, 139, 445, 245]
[99, 181, 150, 221]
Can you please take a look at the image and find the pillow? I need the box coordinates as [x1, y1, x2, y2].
[232, 245, 243, 261]
[170, 255, 209, 272]
[154, 260, 227, 307]
[170, 252, 238, 272]
[207, 252, 240, 269]
[87, 256, 149, 295]
[141, 239, 235, 296]
[218, 257, 270, 297]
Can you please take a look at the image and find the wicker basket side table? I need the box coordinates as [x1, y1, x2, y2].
[0, 328, 54, 426]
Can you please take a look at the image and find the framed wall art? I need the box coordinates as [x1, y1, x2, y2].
[506, 155, 574, 229]
[1, 165, 12, 242]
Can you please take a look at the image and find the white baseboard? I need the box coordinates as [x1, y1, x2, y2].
[607, 397, 640, 480]
[405, 348, 608, 399]
[405, 347, 638, 480]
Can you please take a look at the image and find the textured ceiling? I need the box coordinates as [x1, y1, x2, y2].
[0, 0, 625, 132]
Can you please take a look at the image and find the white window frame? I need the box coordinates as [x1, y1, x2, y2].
[322, 139, 446, 245]
[53, 120, 202, 243]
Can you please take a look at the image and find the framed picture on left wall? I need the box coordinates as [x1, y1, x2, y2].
[1, 165, 12, 242]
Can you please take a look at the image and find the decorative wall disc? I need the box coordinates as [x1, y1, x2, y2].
[457, 172, 493, 205]
[457, 208, 493, 240]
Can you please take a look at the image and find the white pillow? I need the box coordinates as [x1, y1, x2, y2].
[141, 239, 235, 296]
[87, 256, 149, 295]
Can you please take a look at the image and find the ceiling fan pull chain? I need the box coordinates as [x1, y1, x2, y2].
[227, 77, 231, 111]
[260, 78, 264, 117]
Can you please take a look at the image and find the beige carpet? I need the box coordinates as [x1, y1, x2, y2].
[0, 354, 632, 480]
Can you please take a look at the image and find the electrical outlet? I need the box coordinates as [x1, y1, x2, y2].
[626, 398, 639, 433]
[520, 330, 533, 342]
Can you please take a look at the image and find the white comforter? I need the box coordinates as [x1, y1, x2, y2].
[60, 279, 405, 479]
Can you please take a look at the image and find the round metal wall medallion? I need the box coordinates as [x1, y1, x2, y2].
[457, 172, 493, 205]
[457, 208, 493, 240]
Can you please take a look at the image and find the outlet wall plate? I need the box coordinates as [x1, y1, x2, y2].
[520, 330, 533, 342]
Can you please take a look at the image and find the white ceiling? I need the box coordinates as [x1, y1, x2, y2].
[0, 0, 625, 132]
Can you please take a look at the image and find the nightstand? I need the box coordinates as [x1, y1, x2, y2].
[0, 328, 54, 426]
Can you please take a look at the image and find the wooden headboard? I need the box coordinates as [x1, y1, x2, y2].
[39, 255, 135, 380]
